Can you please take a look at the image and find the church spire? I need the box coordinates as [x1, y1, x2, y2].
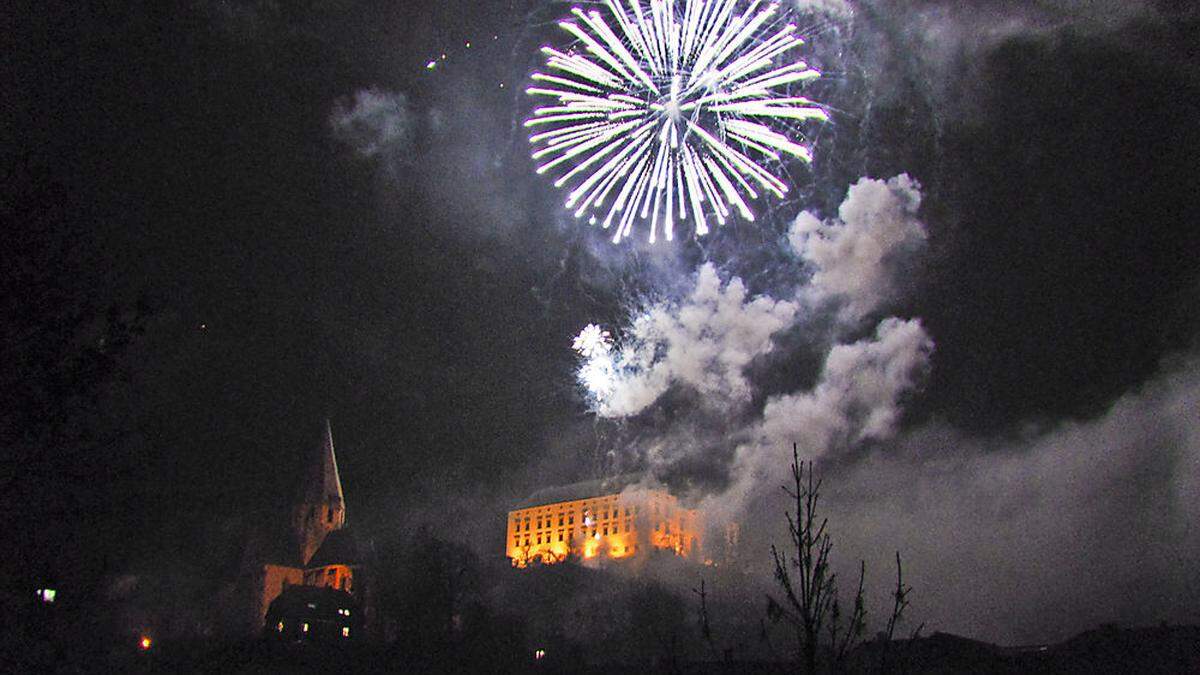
[319, 418, 344, 519]
[292, 418, 347, 565]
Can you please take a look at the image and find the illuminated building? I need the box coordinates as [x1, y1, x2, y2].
[242, 420, 368, 633]
[506, 476, 701, 567]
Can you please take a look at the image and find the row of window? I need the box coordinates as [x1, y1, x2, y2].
[277, 621, 351, 638]
[515, 520, 643, 547]
[512, 506, 641, 532]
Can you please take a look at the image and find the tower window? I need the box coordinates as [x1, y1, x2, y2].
[327, 507, 334, 523]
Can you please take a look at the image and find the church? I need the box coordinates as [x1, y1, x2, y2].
[237, 420, 369, 636]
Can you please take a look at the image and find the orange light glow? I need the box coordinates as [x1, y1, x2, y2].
[139, 636, 152, 651]
[506, 488, 700, 567]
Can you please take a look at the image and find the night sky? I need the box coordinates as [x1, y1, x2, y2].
[4, 0, 1199, 645]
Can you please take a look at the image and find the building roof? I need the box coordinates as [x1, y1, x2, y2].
[513, 474, 647, 510]
[307, 528, 364, 568]
[266, 584, 358, 617]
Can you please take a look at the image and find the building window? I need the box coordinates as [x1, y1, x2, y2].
[327, 507, 334, 523]
[602, 526, 608, 536]
[342, 626, 350, 638]
[302, 623, 309, 633]
[568, 516, 574, 525]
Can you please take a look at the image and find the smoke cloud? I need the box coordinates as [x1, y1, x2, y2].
[791, 174, 926, 324]
[791, 0, 853, 19]
[594, 263, 798, 418]
[819, 350, 1200, 643]
[573, 174, 935, 534]
[329, 88, 413, 161]
[758, 316, 933, 458]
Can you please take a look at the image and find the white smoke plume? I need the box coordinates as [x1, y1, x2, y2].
[819, 350, 1200, 643]
[792, 0, 853, 19]
[329, 88, 413, 160]
[588, 263, 798, 418]
[711, 316, 933, 518]
[791, 174, 926, 324]
[758, 316, 933, 457]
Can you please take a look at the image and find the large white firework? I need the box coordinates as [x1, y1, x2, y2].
[572, 323, 617, 397]
[527, 0, 828, 244]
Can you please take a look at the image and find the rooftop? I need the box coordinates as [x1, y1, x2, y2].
[513, 474, 650, 510]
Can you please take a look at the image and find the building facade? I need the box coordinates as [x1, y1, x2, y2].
[505, 477, 701, 567]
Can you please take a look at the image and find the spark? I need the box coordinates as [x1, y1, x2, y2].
[572, 323, 613, 358]
[526, 0, 828, 244]
[573, 324, 617, 398]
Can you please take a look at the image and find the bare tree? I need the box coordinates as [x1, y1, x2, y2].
[878, 552, 918, 675]
[768, 444, 885, 674]
[769, 443, 852, 672]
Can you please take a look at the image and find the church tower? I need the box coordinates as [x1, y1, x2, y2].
[292, 419, 346, 566]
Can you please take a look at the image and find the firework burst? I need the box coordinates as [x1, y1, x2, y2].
[527, 0, 828, 244]
[572, 323, 617, 398]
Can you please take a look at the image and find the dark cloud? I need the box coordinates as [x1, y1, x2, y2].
[6, 0, 1200, 645]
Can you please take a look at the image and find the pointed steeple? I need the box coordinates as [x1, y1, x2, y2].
[292, 418, 347, 565]
[317, 418, 345, 520]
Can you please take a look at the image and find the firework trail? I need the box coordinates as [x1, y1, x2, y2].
[527, 0, 828, 244]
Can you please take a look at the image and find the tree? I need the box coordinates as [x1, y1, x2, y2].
[0, 157, 149, 588]
[768, 444, 912, 674]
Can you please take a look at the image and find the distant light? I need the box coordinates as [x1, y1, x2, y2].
[499, 83, 505, 89]
[276, 621, 284, 632]
[199, 323, 207, 330]
[426, 60, 436, 70]
[302, 623, 309, 633]
[342, 626, 350, 638]
[440, 53, 447, 60]
[306, 602, 316, 609]
[37, 588, 56, 603]
[465, 41, 471, 48]
[534, 649, 546, 660]
[139, 636, 152, 651]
